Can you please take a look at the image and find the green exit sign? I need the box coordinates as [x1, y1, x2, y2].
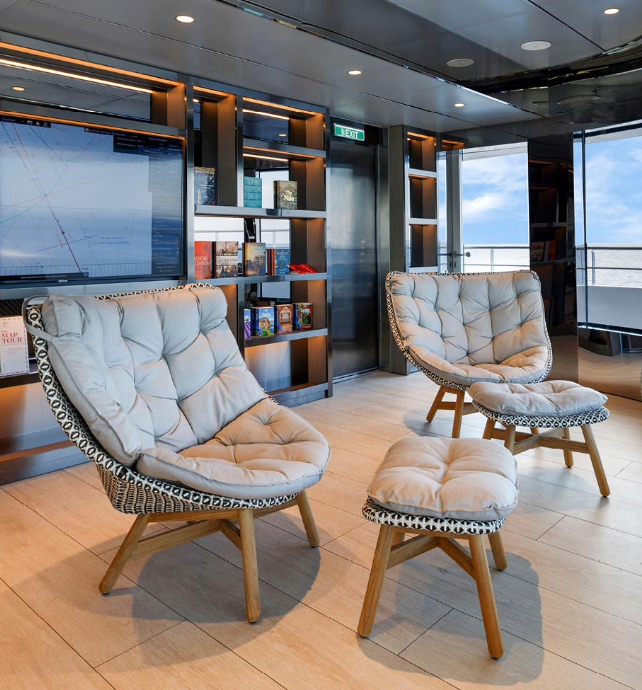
[334, 123, 365, 141]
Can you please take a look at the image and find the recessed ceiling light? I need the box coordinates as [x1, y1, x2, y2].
[175, 14, 195, 23]
[604, 8, 620, 14]
[453, 102, 466, 108]
[347, 69, 362, 76]
[521, 40, 552, 51]
[11, 85, 25, 91]
[278, 133, 287, 137]
[447, 58, 474, 68]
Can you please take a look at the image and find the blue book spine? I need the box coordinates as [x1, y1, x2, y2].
[274, 248, 291, 275]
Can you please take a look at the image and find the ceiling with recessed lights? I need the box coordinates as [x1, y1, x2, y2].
[0, 0, 640, 141]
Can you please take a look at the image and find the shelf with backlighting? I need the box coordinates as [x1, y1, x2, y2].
[242, 138, 325, 159]
[244, 328, 327, 348]
[194, 205, 326, 219]
[192, 83, 330, 406]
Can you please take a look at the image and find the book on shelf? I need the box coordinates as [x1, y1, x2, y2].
[243, 242, 267, 277]
[243, 176, 263, 208]
[194, 166, 216, 206]
[251, 307, 275, 337]
[267, 248, 291, 275]
[213, 241, 239, 278]
[288, 263, 317, 274]
[0, 316, 30, 376]
[194, 241, 212, 279]
[275, 304, 293, 334]
[293, 302, 313, 331]
[274, 180, 297, 210]
[244, 309, 252, 340]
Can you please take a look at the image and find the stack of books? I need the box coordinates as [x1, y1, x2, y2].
[244, 302, 313, 339]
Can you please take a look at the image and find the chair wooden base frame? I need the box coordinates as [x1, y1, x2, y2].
[100, 491, 319, 623]
[426, 385, 477, 438]
[358, 525, 507, 659]
[483, 420, 610, 497]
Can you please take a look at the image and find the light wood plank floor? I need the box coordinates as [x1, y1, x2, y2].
[2, 371, 642, 689]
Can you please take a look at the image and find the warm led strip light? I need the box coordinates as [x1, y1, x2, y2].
[243, 108, 290, 121]
[243, 153, 289, 163]
[0, 58, 154, 94]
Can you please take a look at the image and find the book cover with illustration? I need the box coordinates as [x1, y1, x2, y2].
[293, 302, 313, 330]
[243, 242, 267, 276]
[0, 316, 30, 376]
[244, 309, 252, 340]
[276, 304, 294, 334]
[274, 180, 297, 210]
[194, 166, 217, 206]
[194, 241, 213, 279]
[213, 241, 239, 278]
[274, 248, 291, 275]
[251, 307, 275, 337]
[243, 176, 263, 208]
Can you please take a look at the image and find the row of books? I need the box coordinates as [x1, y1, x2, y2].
[195, 241, 319, 279]
[245, 303, 312, 338]
[195, 167, 298, 210]
[195, 241, 290, 279]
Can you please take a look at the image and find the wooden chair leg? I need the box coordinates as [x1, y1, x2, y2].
[488, 532, 508, 571]
[358, 525, 395, 638]
[581, 425, 611, 497]
[100, 514, 150, 594]
[562, 427, 574, 468]
[452, 390, 466, 439]
[297, 491, 320, 547]
[469, 535, 504, 659]
[427, 385, 447, 422]
[504, 425, 516, 453]
[391, 530, 405, 547]
[483, 418, 495, 440]
[239, 509, 261, 623]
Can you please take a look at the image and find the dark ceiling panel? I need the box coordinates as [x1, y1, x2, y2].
[457, 8, 602, 68]
[532, 0, 642, 51]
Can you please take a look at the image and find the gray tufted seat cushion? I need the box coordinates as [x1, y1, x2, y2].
[387, 271, 551, 388]
[40, 286, 329, 500]
[368, 436, 518, 521]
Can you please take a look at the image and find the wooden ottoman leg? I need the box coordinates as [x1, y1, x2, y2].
[504, 425, 516, 453]
[427, 386, 447, 422]
[297, 491, 320, 547]
[482, 418, 495, 440]
[239, 509, 261, 623]
[562, 427, 574, 467]
[581, 425, 611, 497]
[469, 535, 504, 659]
[452, 390, 466, 439]
[358, 525, 395, 638]
[488, 532, 508, 571]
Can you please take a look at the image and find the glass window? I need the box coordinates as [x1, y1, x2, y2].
[461, 144, 530, 273]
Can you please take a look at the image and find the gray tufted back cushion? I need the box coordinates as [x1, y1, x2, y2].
[40, 286, 266, 467]
[387, 271, 549, 366]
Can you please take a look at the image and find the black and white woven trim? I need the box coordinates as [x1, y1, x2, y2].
[362, 498, 505, 536]
[385, 270, 553, 393]
[471, 400, 610, 428]
[25, 287, 297, 515]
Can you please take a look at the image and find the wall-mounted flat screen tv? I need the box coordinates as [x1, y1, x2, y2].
[0, 114, 184, 285]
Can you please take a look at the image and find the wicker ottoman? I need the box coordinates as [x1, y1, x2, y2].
[358, 436, 518, 659]
[469, 380, 610, 497]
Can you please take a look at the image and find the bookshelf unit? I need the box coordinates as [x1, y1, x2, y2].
[191, 87, 330, 405]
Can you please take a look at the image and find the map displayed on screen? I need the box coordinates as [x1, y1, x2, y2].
[0, 115, 184, 283]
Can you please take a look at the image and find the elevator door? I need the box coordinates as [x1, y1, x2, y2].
[329, 140, 378, 379]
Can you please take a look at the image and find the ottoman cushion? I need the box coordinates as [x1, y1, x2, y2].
[469, 380, 607, 419]
[368, 437, 518, 521]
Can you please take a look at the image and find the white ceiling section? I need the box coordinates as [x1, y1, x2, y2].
[0, 0, 540, 132]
